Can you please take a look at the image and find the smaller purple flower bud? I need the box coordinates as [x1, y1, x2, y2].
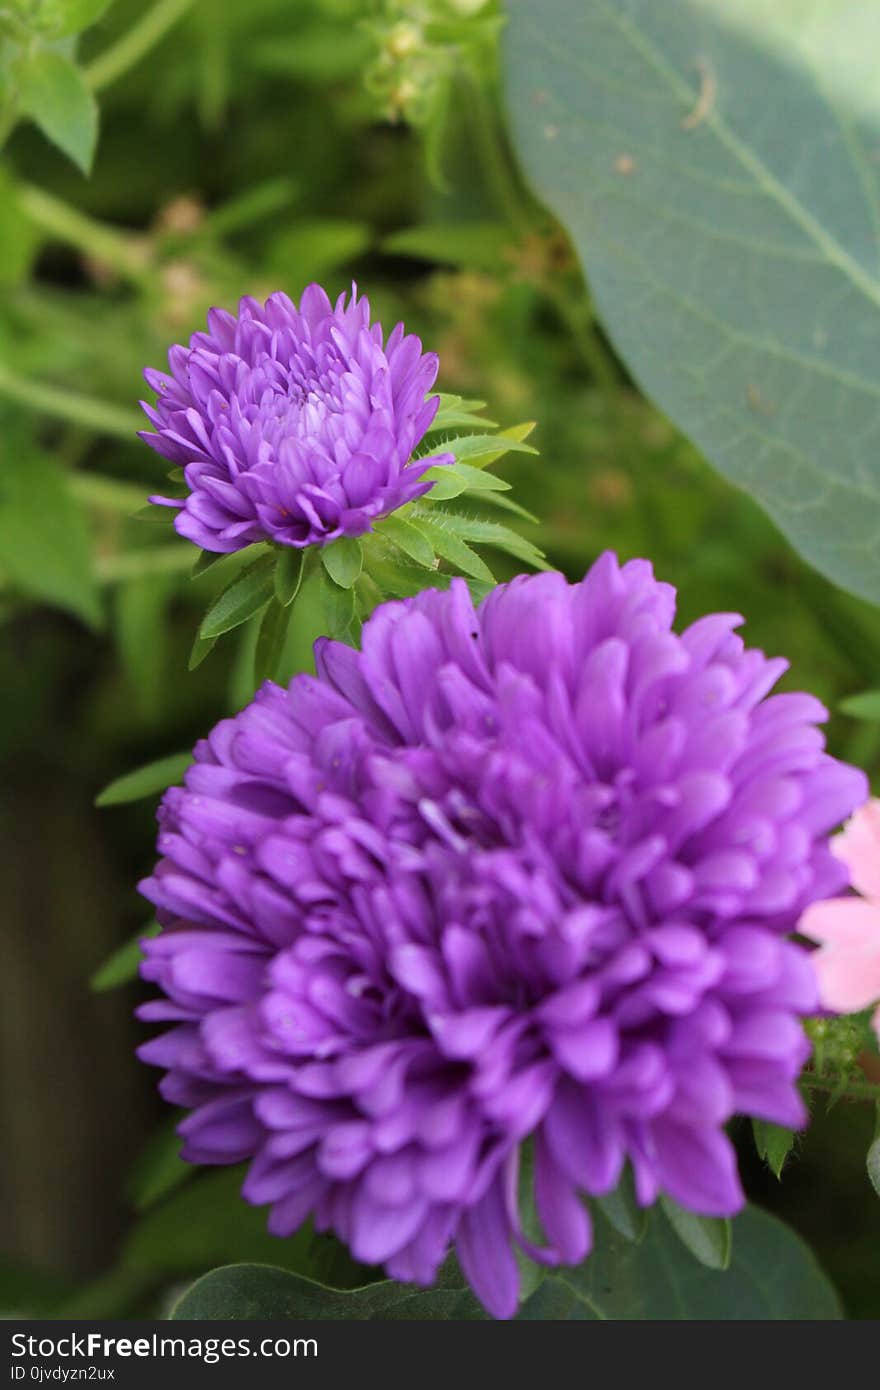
[140, 285, 452, 552]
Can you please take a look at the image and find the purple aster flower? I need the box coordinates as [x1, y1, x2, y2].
[140, 285, 452, 552]
[137, 553, 866, 1318]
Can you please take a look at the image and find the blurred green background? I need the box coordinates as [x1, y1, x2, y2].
[0, 0, 878, 1318]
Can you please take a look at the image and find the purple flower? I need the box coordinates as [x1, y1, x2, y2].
[140, 285, 451, 552]
[137, 553, 866, 1317]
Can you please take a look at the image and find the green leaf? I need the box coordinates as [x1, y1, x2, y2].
[172, 1260, 481, 1321]
[321, 537, 363, 589]
[121, 1170, 320, 1281]
[188, 630, 218, 671]
[430, 396, 495, 430]
[375, 513, 436, 569]
[125, 1120, 191, 1211]
[249, 27, 371, 82]
[424, 460, 512, 501]
[253, 598, 289, 686]
[439, 427, 538, 470]
[267, 218, 371, 285]
[519, 1205, 841, 1319]
[383, 221, 512, 271]
[446, 462, 511, 493]
[408, 512, 495, 583]
[753, 1118, 796, 1180]
[0, 1253, 76, 1317]
[320, 571, 358, 640]
[203, 176, 298, 239]
[191, 549, 224, 578]
[227, 613, 263, 708]
[114, 575, 170, 720]
[19, 49, 98, 174]
[95, 751, 192, 807]
[595, 1167, 647, 1243]
[171, 1205, 841, 1320]
[199, 555, 275, 640]
[363, 539, 450, 601]
[426, 511, 548, 570]
[131, 504, 176, 526]
[428, 394, 497, 434]
[89, 921, 159, 992]
[474, 490, 541, 524]
[659, 1196, 732, 1271]
[0, 1256, 74, 1318]
[511, 1140, 549, 1301]
[38, 0, 115, 37]
[0, 168, 39, 284]
[274, 546, 306, 606]
[422, 468, 472, 503]
[839, 690, 880, 721]
[0, 447, 101, 627]
[503, 0, 880, 605]
[107, 1169, 365, 1305]
[867, 1105, 880, 1200]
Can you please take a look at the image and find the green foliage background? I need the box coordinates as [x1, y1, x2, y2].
[1, 0, 878, 1318]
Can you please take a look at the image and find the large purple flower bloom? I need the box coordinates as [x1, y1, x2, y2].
[137, 554, 866, 1317]
[140, 285, 451, 552]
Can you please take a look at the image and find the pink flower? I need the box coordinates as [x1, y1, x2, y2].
[799, 798, 880, 1042]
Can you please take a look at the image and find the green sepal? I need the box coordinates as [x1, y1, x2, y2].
[192, 549, 224, 578]
[320, 570, 359, 642]
[254, 597, 290, 686]
[595, 1167, 647, 1244]
[375, 513, 436, 569]
[752, 1119, 796, 1180]
[274, 546, 307, 606]
[320, 537, 363, 589]
[90, 921, 160, 992]
[95, 751, 192, 807]
[199, 554, 275, 641]
[659, 1196, 732, 1271]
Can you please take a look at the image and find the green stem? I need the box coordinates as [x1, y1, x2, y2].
[0, 362, 138, 439]
[464, 76, 531, 238]
[801, 1075, 880, 1104]
[463, 76, 621, 404]
[0, 19, 23, 147]
[16, 183, 151, 283]
[85, 0, 197, 93]
[0, 544, 191, 600]
[797, 567, 880, 687]
[549, 287, 621, 400]
[68, 473, 152, 512]
[56, 1266, 156, 1320]
[95, 546, 192, 583]
[0, 99, 19, 150]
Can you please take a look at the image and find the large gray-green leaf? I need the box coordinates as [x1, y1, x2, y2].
[521, 1205, 840, 1319]
[171, 1259, 484, 1321]
[171, 1206, 841, 1320]
[503, 0, 880, 604]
